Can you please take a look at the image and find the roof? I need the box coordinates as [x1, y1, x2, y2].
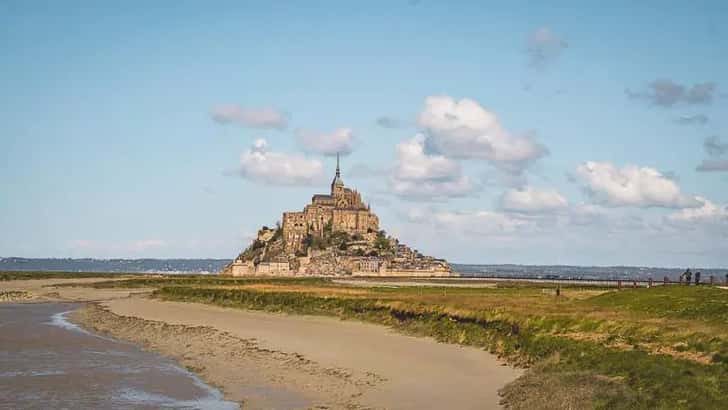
[312, 194, 333, 201]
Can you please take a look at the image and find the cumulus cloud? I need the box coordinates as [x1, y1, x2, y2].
[627, 80, 717, 107]
[376, 116, 404, 129]
[574, 161, 699, 208]
[667, 197, 728, 224]
[390, 134, 475, 200]
[526, 27, 568, 67]
[297, 128, 354, 156]
[237, 139, 324, 185]
[500, 186, 568, 213]
[391, 178, 475, 201]
[211, 105, 288, 129]
[675, 114, 709, 125]
[416, 209, 529, 236]
[417, 96, 548, 174]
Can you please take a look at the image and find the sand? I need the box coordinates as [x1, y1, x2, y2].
[3, 278, 523, 409]
[95, 298, 522, 409]
[0, 278, 152, 302]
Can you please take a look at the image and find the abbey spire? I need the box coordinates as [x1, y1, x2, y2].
[331, 152, 344, 190]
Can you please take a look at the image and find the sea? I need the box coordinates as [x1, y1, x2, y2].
[2, 257, 727, 281]
[0, 303, 239, 410]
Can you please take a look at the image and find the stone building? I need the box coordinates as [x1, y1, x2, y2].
[282, 154, 379, 252]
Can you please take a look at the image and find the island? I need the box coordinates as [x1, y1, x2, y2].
[222, 154, 453, 277]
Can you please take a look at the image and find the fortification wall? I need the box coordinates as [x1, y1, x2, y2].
[352, 268, 454, 278]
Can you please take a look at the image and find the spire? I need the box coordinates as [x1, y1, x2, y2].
[335, 152, 341, 179]
[331, 152, 344, 190]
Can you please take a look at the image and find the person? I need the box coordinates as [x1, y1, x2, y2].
[685, 269, 692, 285]
[695, 271, 701, 286]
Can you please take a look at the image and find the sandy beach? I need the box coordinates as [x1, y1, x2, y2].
[2, 278, 522, 409]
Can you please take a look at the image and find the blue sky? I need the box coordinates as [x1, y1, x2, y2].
[2, 1, 727, 266]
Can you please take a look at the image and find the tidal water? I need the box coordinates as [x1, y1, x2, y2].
[0, 303, 239, 410]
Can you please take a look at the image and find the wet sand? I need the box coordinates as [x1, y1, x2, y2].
[90, 297, 522, 409]
[0, 278, 152, 302]
[0, 303, 237, 410]
[2, 278, 522, 409]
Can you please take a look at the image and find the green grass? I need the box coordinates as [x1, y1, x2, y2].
[588, 286, 728, 323]
[153, 285, 728, 409]
[10, 272, 725, 408]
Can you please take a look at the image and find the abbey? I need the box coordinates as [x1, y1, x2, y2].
[221, 155, 453, 277]
[282, 154, 379, 253]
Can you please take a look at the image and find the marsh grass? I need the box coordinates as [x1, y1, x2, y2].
[153, 284, 728, 409]
[31, 274, 728, 408]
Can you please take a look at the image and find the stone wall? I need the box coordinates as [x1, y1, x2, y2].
[332, 209, 378, 235]
[352, 268, 453, 278]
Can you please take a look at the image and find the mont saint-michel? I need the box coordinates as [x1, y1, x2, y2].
[222, 155, 452, 277]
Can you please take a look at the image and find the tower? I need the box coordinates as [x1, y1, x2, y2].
[331, 152, 344, 196]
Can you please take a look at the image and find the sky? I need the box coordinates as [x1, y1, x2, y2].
[2, 1, 727, 267]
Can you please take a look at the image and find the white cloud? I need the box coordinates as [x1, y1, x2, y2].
[297, 127, 354, 156]
[427, 210, 530, 236]
[211, 105, 288, 130]
[500, 186, 568, 213]
[391, 177, 475, 201]
[417, 96, 548, 173]
[390, 135, 475, 200]
[394, 134, 460, 181]
[667, 197, 728, 223]
[238, 139, 324, 185]
[575, 161, 700, 208]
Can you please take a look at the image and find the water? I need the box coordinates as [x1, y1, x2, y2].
[0, 303, 239, 410]
[0, 258, 229, 274]
[3, 258, 726, 280]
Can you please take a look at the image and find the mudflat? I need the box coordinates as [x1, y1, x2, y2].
[2, 277, 522, 409]
[89, 297, 522, 409]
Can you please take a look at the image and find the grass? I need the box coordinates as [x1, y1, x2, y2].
[588, 286, 728, 323]
[12, 273, 727, 408]
[148, 281, 728, 409]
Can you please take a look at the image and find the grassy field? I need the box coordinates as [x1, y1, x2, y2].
[33, 274, 728, 409]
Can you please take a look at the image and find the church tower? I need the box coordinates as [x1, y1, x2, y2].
[331, 152, 345, 198]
